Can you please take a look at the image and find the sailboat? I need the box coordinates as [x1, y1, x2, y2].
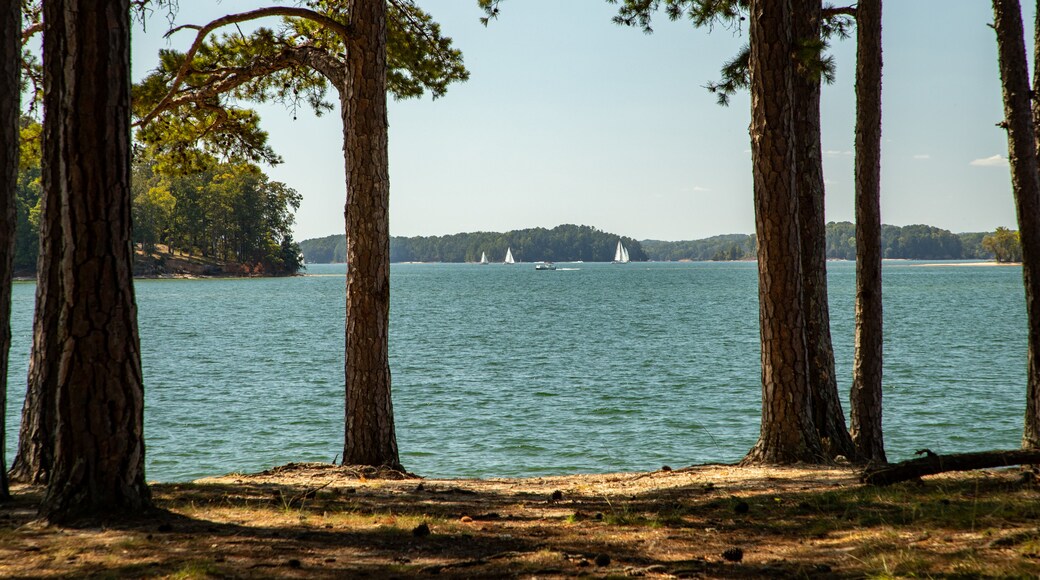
[613, 240, 630, 264]
[504, 247, 515, 265]
[479, 251, 489, 265]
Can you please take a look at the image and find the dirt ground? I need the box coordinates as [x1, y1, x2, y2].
[2, 462, 1040, 578]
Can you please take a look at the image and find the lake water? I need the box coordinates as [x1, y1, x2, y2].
[1, 261, 1028, 482]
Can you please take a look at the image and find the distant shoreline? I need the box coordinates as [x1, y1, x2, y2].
[911, 261, 1017, 267]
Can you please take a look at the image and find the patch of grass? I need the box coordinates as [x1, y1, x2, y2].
[8, 467, 1040, 579]
[1017, 538, 1040, 557]
[858, 548, 932, 579]
[168, 560, 222, 580]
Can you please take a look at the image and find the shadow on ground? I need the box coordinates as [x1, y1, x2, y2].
[2, 464, 1039, 578]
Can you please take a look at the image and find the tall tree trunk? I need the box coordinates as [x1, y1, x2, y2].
[742, 0, 824, 465]
[9, 2, 64, 487]
[37, 0, 151, 523]
[850, 0, 886, 464]
[10, 174, 62, 486]
[993, 0, 1040, 448]
[0, 0, 19, 501]
[1024, 0, 1040, 449]
[792, 0, 856, 461]
[341, 0, 401, 469]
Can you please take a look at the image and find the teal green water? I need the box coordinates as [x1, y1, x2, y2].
[2, 261, 1028, 482]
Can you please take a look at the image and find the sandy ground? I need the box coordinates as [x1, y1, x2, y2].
[2, 462, 1039, 578]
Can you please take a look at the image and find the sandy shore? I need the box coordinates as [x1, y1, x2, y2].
[4, 462, 1039, 578]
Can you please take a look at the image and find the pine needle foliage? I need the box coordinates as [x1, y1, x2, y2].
[603, 0, 853, 106]
[133, 0, 469, 173]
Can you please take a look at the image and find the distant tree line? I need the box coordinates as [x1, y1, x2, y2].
[15, 119, 304, 276]
[300, 224, 647, 263]
[301, 222, 1019, 264]
[642, 222, 1011, 262]
[641, 234, 758, 262]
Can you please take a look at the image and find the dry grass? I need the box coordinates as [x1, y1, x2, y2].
[2, 462, 1040, 578]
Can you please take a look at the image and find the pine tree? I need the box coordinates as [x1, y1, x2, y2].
[740, 0, 824, 464]
[603, 0, 858, 463]
[134, 1, 467, 469]
[990, 0, 1040, 450]
[792, 0, 856, 461]
[0, 0, 20, 502]
[36, 0, 151, 523]
[849, 0, 885, 464]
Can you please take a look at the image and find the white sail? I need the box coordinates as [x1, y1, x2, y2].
[504, 248, 515, 264]
[614, 240, 630, 263]
[480, 251, 488, 264]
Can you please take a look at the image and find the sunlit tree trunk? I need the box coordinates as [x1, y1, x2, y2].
[341, 0, 401, 469]
[992, 0, 1040, 448]
[792, 0, 856, 461]
[742, 0, 825, 465]
[37, 0, 151, 523]
[0, 0, 19, 501]
[849, 0, 886, 464]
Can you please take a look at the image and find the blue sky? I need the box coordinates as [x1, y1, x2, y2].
[132, 1, 1022, 242]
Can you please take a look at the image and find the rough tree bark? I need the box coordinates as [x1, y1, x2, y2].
[849, 0, 886, 465]
[9, 1, 64, 487]
[792, 0, 856, 461]
[341, 0, 401, 469]
[8, 163, 61, 486]
[0, 0, 19, 501]
[742, 0, 825, 465]
[137, 3, 419, 470]
[1013, 0, 1040, 449]
[37, 0, 152, 523]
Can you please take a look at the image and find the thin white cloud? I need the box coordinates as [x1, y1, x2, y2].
[824, 150, 853, 157]
[691, 186, 710, 192]
[970, 154, 1009, 167]
[913, 154, 931, 160]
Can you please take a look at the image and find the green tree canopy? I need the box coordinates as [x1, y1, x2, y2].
[132, 0, 468, 168]
[982, 226, 1022, 263]
[300, 225, 648, 263]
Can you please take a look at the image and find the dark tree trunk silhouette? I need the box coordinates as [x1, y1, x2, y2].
[9, 158, 61, 485]
[992, 0, 1040, 449]
[792, 0, 856, 461]
[9, 128, 63, 486]
[37, 0, 151, 523]
[742, 0, 824, 465]
[0, 0, 19, 501]
[341, 0, 401, 469]
[850, 0, 886, 464]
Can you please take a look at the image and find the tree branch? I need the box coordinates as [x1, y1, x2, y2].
[862, 449, 1040, 486]
[134, 44, 343, 129]
[140, 7, 351, 128]
[20, 21, 42, 44]
[822, 5, 857, 19]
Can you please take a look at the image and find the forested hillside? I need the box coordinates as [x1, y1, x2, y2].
[300, 225, 647, 263]
[642, 222, 1000, 262]
[301, 222, 1005, 264]
[16, 119, 304, 276]
[641, 234, 757, 262]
